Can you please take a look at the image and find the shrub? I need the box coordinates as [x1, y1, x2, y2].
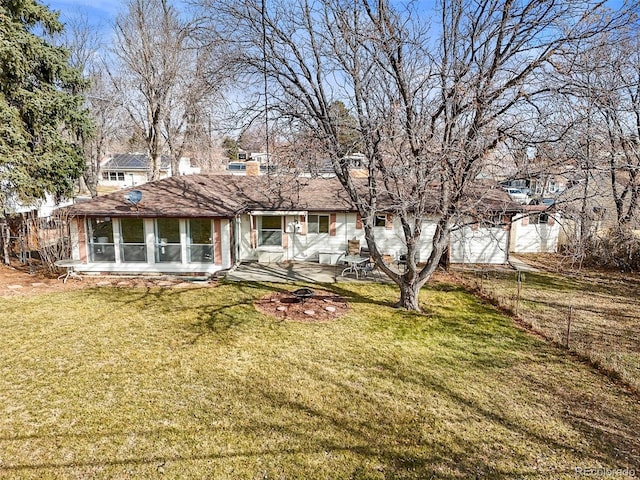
[583, 228, 640, 272]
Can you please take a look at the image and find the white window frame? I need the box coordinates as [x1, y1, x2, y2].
[188, 219, 214, 263]
[119, 217, 147, 263]
[259, 216, 282, 246]
[374, 215, 387, 228]
[308, 214, 330, 234]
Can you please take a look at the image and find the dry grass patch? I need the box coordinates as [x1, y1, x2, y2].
[456, 259, 640, 394]
[0, 281, 638, 478]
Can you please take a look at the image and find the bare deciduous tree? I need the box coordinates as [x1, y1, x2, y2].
[591, 33, 640, 228]
[53, 14, 129, 197]
[541, 27, 640, 267]
[203, 0, 631, 310]
[112, 0, 197, 180]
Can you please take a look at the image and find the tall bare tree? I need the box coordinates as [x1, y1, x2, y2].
[55, 14, 127, 196]
[112, 0, 229, 180]
[111, 0, 193, 180]
[203, 0, 632, 310]
[541, 27, 640, 268]
[591, 33, 640, 228]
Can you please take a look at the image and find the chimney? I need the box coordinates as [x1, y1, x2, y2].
[245, 160, 261, 176]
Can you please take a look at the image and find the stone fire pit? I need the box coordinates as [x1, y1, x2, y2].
[254, 289, 349, 321]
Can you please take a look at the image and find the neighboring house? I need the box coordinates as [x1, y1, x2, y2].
[227, 161, 276, 176]
[7, 193, 72, 218]
[509, 204, 562, 253]
[99, 153, 200, 189]
[556, 170, 640, 242]
[501, 174, 567, 199]
[66, 175, 521, 275]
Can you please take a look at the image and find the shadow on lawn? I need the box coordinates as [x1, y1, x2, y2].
[0, 380, 583, 479]
[4, 282, 639, 477]
[3, 362, 636, 479]
[246, 361, 635, 478]
[181, 280, 399, 342]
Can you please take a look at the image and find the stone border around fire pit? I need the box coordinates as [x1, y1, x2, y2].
[254, 289, 349, 322]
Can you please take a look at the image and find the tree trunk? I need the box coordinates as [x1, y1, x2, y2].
[149, 152, 162, 181]
[397, 279, 422, 311]
[1, 221, 10, 265]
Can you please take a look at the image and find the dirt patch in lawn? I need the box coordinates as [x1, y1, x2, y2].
[254, 289, 349, 322]
[0, 262, 217, 297]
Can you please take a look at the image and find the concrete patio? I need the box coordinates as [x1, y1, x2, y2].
[224, 261, 385, 284]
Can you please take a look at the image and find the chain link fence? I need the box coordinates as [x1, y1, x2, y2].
[454, 266, 640, 394]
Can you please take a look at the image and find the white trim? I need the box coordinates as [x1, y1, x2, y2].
[250, 210, 307, 216]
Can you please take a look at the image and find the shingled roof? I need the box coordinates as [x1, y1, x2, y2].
[71, 175, 354, 218]
[70, 174, 520, 218]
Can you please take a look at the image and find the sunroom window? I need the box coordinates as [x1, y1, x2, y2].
[88, 217, 115, 262]
[120, 218, 147, 262]
[155, 218, 181, 263]
[188, 219, 214, 263]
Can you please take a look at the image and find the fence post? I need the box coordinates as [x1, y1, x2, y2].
[566, 305, 573, 348]
[515, 270, 523, 315]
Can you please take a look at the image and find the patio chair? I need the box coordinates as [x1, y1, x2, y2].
[396, 253, 407, 272]
[360, 258, 382, 280]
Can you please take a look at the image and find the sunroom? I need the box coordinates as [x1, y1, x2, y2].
[72, 216, 232, 274]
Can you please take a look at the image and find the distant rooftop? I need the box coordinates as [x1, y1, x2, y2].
[103, 153, 170, 171]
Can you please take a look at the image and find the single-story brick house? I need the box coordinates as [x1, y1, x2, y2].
[66, 174, 521, 275]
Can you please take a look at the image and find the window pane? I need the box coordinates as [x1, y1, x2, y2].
[90, 244, 115, 262]
[318, 215, 329, 233]
[259, 216, 282, 246]
[157, 244, 181, 262]
[308, 215, 318, 234]
[90, 218, 114, 243]
[261, 230, 282, 246]
[89, 218, 115, 262]
[189, 219, 212, 245]
[122, 245, 147, 262]
[120, 218, 145, 243]
[189, 245, 214, 263]
[156, 218, 180, 243]
[374, 215, 386, 227]
[156, 218, 181, 263]
[262, 216, 281, 229]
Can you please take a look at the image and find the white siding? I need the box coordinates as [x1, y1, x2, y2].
[450, 227, 509, 264]
[238, 212, 439, 263]
[7, 193, 73, 217]
[510, 215, 561, 253]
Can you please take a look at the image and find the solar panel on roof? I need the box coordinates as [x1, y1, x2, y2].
[104, 154, 170, 170]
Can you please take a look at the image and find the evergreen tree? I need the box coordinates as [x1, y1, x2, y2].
[0, 0, 90, 212]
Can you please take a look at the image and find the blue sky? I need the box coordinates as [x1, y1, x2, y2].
[41, 0, 122, 24]
[44, 0, 121, 32]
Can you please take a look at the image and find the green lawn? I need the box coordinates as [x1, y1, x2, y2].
[0, 281, 638, 479]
